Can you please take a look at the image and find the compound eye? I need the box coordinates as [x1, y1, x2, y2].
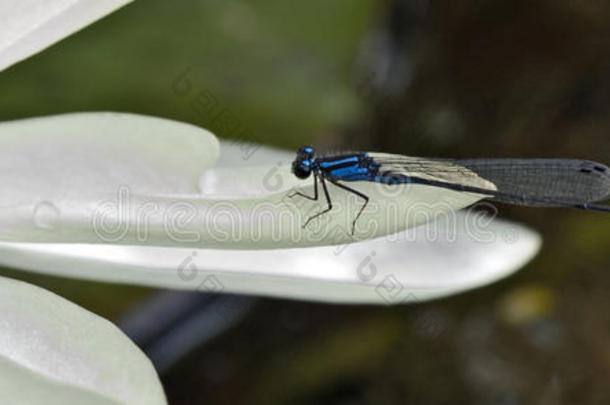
[292, 160, 311, 179]
[297, 146, 315, 158]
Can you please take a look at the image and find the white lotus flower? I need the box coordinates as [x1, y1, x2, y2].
[0, 4, 542, 403]
[0, 112, 541, 304]
[0, 0, 541, 306]
[0, 276, 166, 405]
[0, 0, 133, 71]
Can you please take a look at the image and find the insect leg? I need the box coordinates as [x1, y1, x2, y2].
[288, 172, 318, 200]
[302, 175, 333, 228]
[329, 179, 369, 235]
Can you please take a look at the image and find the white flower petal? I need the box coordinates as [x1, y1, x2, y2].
[0, 276, 166, 405]
[0, 112, 541, 303]
[0, 112, 219, 197]
[0, 0, 132, 71]
[216, 140, 293, 167]
[0, 112, 489, 248]
[0, 213, 540, 304]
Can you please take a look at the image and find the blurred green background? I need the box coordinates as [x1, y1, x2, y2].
[1, 0, 610, 403]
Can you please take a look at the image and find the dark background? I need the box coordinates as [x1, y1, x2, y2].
[1, 0, 610, 403]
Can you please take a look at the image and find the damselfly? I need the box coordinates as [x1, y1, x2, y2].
[289, 146, 610, 234]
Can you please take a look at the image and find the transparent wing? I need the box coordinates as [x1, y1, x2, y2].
[369, 153, 610, 209]
[368, 153, 495, 190]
